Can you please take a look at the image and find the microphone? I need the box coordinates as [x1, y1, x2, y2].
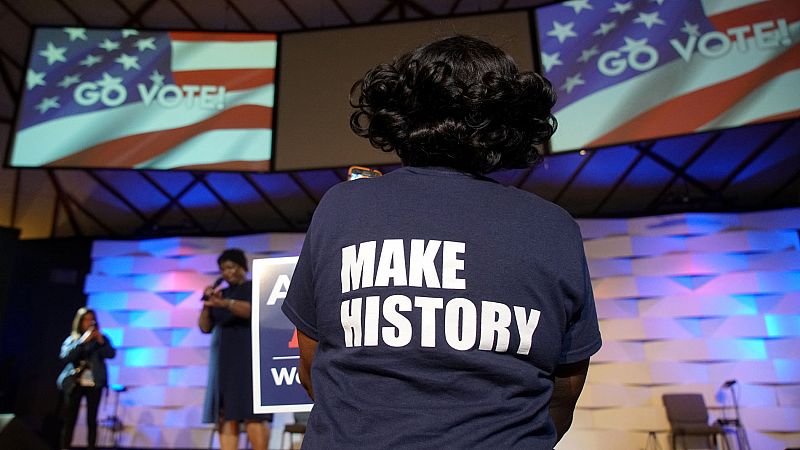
[723, 379, 737, 387]
[202, 277, 225, 301]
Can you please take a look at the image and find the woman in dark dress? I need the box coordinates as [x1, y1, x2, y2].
[199, 248, 271, 450]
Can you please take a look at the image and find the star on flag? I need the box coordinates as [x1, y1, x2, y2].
[96, 72, 123, 88]
[633, 11, 666, 29]
[609, 1, 633, 15]
[577, 46, 599, 63]
[541, 52, 563, 72]
[79, 54, 103, 67]
[619, 36, 649, 53]
[39, 42, 67, 65]
[561, 73, 585, 93]
[149, 70, 165, 85]
[681, 20, 701, 37]
[593, 20, 617, 36]
[115, 53, 141, 71]
[26, 69, 46, 90]
[99, 38, 120, 52]
[57, 74, 81, 88]
[563, 0, 593, 14]
[63, 27, 87, 41]
[35, 96, 60, 114]
[548, 21, 578, 43]
[135, 37, 157, 52]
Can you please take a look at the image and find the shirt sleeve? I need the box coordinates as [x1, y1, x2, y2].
[558, 241, 602, 365]
[282, 223, 320, 341]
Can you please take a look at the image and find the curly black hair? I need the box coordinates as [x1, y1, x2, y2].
[350, 35, 557, 174]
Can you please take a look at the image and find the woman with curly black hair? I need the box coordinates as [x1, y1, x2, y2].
[282, 35, 601, 449]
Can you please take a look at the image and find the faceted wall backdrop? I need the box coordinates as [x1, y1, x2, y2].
[80, 210, 799, 449]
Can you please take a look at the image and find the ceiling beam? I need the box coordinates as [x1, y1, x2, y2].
[241, 173, 298, 231]
[514, 165, 536, 189]
[552, 150, 595, 204]
[592, 147, 648, 215]
[47, 170, 119, 237]
[644, 133, 723, 211]
[0, 48, 24, 71]
[764, 166, 800, 205]
[9, 168, 20, 228]
[404, 0, 434, 17]
[85, 170, 149, 223]
[0, 0, 31, 26]
[168, 0, 203, 29]
[331, 0, 356, 25]
[137, 172, 208, 234]
[276, 0, 308, 29]
[716, 121, 793, 193]
[47, 170, 84, 237]
[50, 185, 62, 238]
[288, 172, 322, 204]
[53, 0, 88, 25]
[197, 176, 253, 232]
[124, 0, 160, 27]
[223, 0, 257, 30]
[112, 0, 133, 15]
[372, 0, 398, 23]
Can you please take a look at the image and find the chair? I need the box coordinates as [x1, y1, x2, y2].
[281, 412, 309, 449]
[662, 394, 730, 450]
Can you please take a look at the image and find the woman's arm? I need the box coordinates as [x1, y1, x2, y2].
[202, 293, 252, 320]
[297, 330, 318, 401]
[199, 305, 214, 333]
[224, 298, 251, 319]
[60, 337, 84, 363]
[97, 334, 117, 359]
[549, 358, 590, 443]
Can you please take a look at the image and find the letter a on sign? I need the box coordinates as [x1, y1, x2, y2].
[266, 274, 291, 305]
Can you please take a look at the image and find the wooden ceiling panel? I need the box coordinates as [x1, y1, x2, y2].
[61, 0, 131, 27]
[231, 0, 306, 31]
[139, 0, 198, 29]
[14, 170, 56, 239]
[0, 124, 15, 228]
[317, 0, 356, 28]
[54, 171, 144, 234]
[0, 12, 32, 67]
[338, 0, 395, 24]
[4, 0, 79, 27]
[171, 0, 232, 30]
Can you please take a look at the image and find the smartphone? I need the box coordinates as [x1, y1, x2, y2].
[348, 166, 382, 181]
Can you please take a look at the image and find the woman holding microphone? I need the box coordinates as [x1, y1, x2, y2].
[57, 307, 116, 450]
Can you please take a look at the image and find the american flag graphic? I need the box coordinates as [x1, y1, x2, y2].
[11, 28, 276, 170]
[536, 0, 800, 152]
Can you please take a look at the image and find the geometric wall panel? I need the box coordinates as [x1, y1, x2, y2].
[82, 233, 305, 448]
[566, 208, 800, 450]
[85, 211, 800, 449]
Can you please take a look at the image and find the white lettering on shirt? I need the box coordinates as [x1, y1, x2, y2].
[341, 239, 465, 295]
[341, 296, 541, 355]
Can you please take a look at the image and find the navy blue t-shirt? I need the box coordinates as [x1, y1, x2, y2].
[282, 166, 601, 449]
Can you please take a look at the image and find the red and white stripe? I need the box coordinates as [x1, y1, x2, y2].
[551, 0, 799, 152]
[12, 32, 277, 170]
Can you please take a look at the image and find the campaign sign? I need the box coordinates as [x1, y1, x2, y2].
[251, 256, 313, 413]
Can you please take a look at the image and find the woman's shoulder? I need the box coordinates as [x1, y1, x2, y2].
[61, 335, 79, 347]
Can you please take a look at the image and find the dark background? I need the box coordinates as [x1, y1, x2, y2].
[0, 229, 91, 446]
